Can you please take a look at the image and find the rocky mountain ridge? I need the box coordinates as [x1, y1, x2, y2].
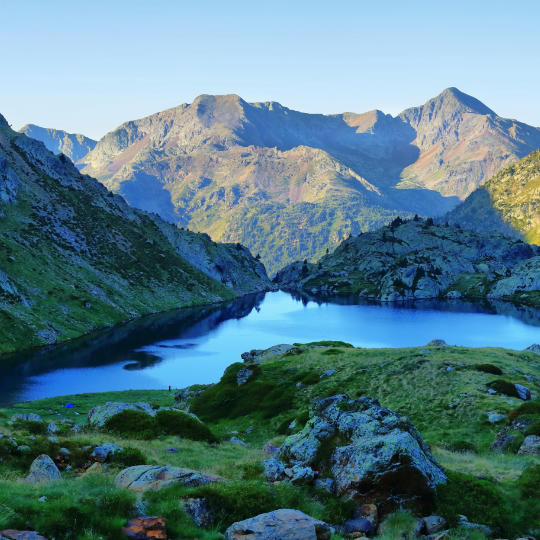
[0, 113, 269, 355]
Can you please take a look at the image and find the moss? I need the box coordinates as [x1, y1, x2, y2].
[155, 410, 218, 443]
[524, 421, 540, 437]
[301, 372, 321, 385]
[486, 380, 520, 398]
[108, 447, 147, 467]
[103, 410, 157, 439]
[512, 401, 540, 418]
[474, 364, 503, 375]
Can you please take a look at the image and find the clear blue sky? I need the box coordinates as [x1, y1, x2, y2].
[1, 0, 538, 139]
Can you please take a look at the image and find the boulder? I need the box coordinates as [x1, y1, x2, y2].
[241, 344, 294, 364]
[225, 509, 331, 540]
[91, 443, 122, 462]
[26, 455, 61, 484]
[115, 465, 225, 493]
[422, 515, 447, 535]
[518, 435, 540, 456]
[267, 395, 446, 507]
[182, 497, 214, 527]
[457, 515, 493, 536]
[0, 531, 47, 540]
[87, 402, 156, 427]
[46, 423, 58, 434]
[236, 367, 254, 386]
[229, 436, 247, 446]
[123, 517, 166, 540]
[487, 412, 506, 424]
[514, 384, 531, 401]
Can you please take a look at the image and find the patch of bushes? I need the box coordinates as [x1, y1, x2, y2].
[108, 447, 147, 467]
[12, 419, 47, 435]
[512, 401, 540, 418]
[103, 410, 156, 439]
[524, 421, 540, 437]
[475, 364, 502, 375]
[486, 380, 519, 398]
[155, 410, 218, 443]
[518, 464, 540, 497]
[434, 470, 517, 535]
[301, 372, 320, 385]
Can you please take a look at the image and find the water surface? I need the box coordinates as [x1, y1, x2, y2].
[0, 291, 538, 405]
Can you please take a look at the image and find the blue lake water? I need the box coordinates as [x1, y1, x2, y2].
[0, 291, 538, 405]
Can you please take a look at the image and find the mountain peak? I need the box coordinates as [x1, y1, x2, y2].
[0, 113, 10, 129]
[434, 87, 496, 116]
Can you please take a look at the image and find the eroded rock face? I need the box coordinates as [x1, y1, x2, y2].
[265, 395, 446, 506]
[115, 465, 226, 493]
[26, 454, 61, 484]
[224, 509, 331, 540]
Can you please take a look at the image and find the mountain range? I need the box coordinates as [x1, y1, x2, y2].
[0, 113, 269, 355]
[24, 88, 540, 273]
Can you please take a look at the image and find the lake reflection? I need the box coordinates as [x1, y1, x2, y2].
[0, 291, 538, 405]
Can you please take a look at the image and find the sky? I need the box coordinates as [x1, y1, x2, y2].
[1, 0, 539, 140]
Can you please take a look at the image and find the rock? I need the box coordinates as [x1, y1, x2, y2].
[26, 455, 61, 484]
[58, 447, 71, 456]
[225, 509, 331, 540]
[271, 395, 446, 506]
[166, 447, 178, 453]
[229, 436, 247, 446]
[174, 385, 210, 408]
[487, 412, 506, 424]
[241, 344, 294, 364]
[320, 369, 336, 378]
[263, 458, 285, 482]
[0, 531, 48, 540]
[262, 443, 280, 455]
[10, 413, 42, 423]
[123, 517, 167, 540]
[525, 344, 540, 354]
[457, 515, 493, 536]
[427, 339, 447, 347]
[487, 388, 497, 394]
[84, 462, 103, 475]
[514, 384, 531, 401]
[182, 497, 214, 527]
[236, 367, 254, 386]
[287, 465, 315, 486]
[91, 443, 122, 462]
[342, 518, 373, 535]
[314, 477, 334, 493]
[491, 429, 519, 452]
[422, 515, 447, 535]
[87, 402, 157, 427]
[71, 424, 83, 433]
[46, 423, 58, 434]
[17, 445, 31, 453]
[518, 435, 540, 456]
[115, 465, 226, 493]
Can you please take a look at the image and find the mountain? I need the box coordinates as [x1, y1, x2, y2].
[274, 218, 540, 307]
[78, 89, 540, 273]
[19, 124, 97, 164]
[445, 149, 540, 244]
[0, 113, 269, 355]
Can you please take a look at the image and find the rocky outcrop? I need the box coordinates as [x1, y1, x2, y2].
[115, 465, 226, 493]
[224, 509, 331, 540]
[264, 395, 446, 507]
[241, 344, 294, 364]
[275, 220, 540, 305]
[26, 454, 61, 484]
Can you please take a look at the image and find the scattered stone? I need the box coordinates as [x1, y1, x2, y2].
[182, 497, 214, 527]
[47, 423, 58, 434]
[487, 388, 497, 395]
[320, 369, 336, 378]
[224, 509, 331, 540]
[38, 496, 47, 502]
[314, 477, 334, 493]
[263, 458, 285, 483]
[517, 435, 540, 456]
[91, 443, 122, 462]
[229, 436, 247, 446]
[0, 531, 48, 540]
[58, 448, 71, 456]
[427, 339, 448, 347]
[115, 465, 226, 493]
[487, 412, 506, 424]
[17, 445, 31, 454]
[491, 429, 519, 452]
[71, 424, 83, 433]
[123, 516, 167, 540]
[237, 367, 254, 386]
[26, 455, 61, 484]
[422, 515, 447, 535]
[514, 384, 531, 401]
[245, 426, 254, 434]
[10, 413, 42, 423]
[47, 436, 59, 443]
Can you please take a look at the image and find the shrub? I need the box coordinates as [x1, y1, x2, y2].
[377, 511, 418, 540]
[434, 471, 516, 535]
[475, 364, 503, 375]
[12, 419, 47, 435]
[524, 421, 540, 437]
[155, 410, 218, 443]
[321, 348, 343, 356]
[447, 440, 476, 453]
[109, 447, 147, 467]
[518, 464, 540, 497]
[301, 372, 320, 385]
[486, 380, 519, 398]
[513, 401, 540, 417]
[103, 410, 157, 439]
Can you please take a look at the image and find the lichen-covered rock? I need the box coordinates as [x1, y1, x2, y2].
[26, 454, 61, 484]
[182, 498, 214, 527]
[91, 443, 122, 462]
[87, 402, 156, 427]
[0, 530, 48, 540]
[514, 384, 531, 401]
[10, 414, 42, 423]
[115, 465, 226, 493]
[241, 344, 294, 364]
[224, 509, 331, 540]
[518, 435, 540, 456]
[268, 395, 446, 506]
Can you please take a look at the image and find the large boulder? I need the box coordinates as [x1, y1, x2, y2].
[26, 455, 61, 484]
[518, 435, 540, 456]
[87, 402, 156, 427]
[224, 509, 331, 540]
[265, 395, 446, 507]
[91, 443, 122, 463]
[115, 465, 225, 493]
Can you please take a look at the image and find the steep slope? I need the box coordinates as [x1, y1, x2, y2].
[445, 149, 540, 244]
[79, 90, 540, 272]
[0, 113, 269, 355]
[274, 218, 540, 307]
[398, 88, 540, 198]
[20, 124, 97, 164]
